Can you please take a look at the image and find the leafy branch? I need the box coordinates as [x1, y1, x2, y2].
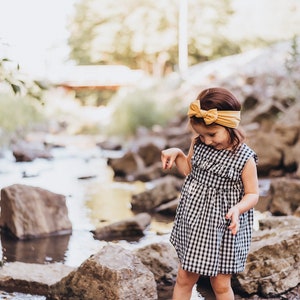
[0, 57, 46, 101]
[285, 35, 300, 75]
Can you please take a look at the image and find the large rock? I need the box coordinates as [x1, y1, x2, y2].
[92, 213, 152, 241]
[134, 137, 167, 167]
[135, 242, 179, 292]
[246, 130, 283, 176]
[155, 198, 179, 215]
[49, 244, 158, 300]
[107, 151, 145, 181]
[283, 139, 300, 177]
[12, 141, 53, 162]
[131, 176, 179, 211]
[268, 177, 300, 215]
[233, 224, 300, 297]
[0, 184, 72, 239]
[134, 161, 165, 182]
[258, 215, 300, 230]
[0, 262, 74, 295]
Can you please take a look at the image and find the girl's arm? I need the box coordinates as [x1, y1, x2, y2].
[161, 138, 195, 176]
[226, 156, 259, 235]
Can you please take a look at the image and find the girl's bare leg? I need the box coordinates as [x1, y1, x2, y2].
[172, 265, 200, 300]
[210, 274, 234, 300]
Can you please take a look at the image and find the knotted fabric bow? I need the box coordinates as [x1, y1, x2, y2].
[187, 100, 241, 128]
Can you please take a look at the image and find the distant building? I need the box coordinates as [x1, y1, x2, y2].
[50, 65, 145, 91]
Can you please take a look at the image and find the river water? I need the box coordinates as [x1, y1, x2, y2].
[0, 137, 177, 260]
[0, 136, 180, 299]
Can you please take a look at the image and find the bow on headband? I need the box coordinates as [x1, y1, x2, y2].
[187, 100, 241, 128]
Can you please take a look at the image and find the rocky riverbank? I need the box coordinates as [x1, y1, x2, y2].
[0, 39, 299, 299]
[0, 130, 299, 299]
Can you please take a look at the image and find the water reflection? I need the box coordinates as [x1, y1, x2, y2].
[1, 233, 70, 264]
[85, 181, 143, 227]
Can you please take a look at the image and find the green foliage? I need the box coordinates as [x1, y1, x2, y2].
[283, 36, 300, 98]
[0, 48, 48, 145]
[75, 89, 116, 106]
[285, 35, 300, 75]
[107, 87, 178, 136]
[68, 0, 235, 75]
[0, 58, 22, 94]
[0, 94, 45, 145]
[0, 57, 47, 102]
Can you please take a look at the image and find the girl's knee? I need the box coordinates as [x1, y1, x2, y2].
[210, 274, 232, 294]
[176, 267, 199, 287]
[212, 283, 231, 295]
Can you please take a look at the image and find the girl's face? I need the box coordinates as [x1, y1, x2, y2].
[191, 122, 231, 150]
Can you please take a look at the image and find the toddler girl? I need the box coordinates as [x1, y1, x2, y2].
[161, 87, 259, 300]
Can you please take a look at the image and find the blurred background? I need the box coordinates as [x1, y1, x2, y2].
[0, 0, 300, 299]
[1, 0, 299, 139]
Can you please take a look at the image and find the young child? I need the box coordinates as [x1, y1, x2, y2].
[161, 87, 259, 300]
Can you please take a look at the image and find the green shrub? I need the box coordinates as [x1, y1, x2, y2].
[107, 86, 179, 137]
[0, 93, 45, 145]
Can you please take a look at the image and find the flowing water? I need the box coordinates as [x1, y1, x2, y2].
[0, 139, 176, 259]
[0, 137, 180, 299]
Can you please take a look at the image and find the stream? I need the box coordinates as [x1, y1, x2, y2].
[0, 135, 177, 299]
[0, 137, 176, 262]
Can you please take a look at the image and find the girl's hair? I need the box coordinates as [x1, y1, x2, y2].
[190, 87, 245, 151]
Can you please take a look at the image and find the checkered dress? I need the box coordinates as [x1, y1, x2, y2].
[170, 142, 257, 276]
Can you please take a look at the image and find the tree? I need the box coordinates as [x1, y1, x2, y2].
[0, 58, 23, 95]
[0, 56, 45, 101]
[67, 0, 235, 76]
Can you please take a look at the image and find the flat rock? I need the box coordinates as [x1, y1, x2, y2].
[0, 262, 74, 295]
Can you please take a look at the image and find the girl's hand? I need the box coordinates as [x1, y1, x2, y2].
[161, 148, 180, 170]
[226, 206, 240, 235]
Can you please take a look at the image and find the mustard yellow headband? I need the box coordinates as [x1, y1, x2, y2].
[187, 100, 241, 128]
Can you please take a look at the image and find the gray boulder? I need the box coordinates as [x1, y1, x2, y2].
[92, 213, 152, 240]
[0, 262, 74, 295]
[134, 161, 165, 182]
[0, 184, 72, 239]
[49, 244, 158, 300]
[268, 177, 300, 215]
[233, 224, 300, 297]
[12, 141, 53, 162]
[258, 215, 300, 230]
[131, 176, 179, 211]
[107, 151, 145, 181]
[155, 198, 179, 215]
[135, 242, 179, 292]
[135, 138, 166, 167]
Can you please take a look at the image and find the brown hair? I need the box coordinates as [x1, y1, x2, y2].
[190, 87, 245, 151]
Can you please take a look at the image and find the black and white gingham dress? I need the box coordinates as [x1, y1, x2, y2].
[170, 142, 257, 276]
